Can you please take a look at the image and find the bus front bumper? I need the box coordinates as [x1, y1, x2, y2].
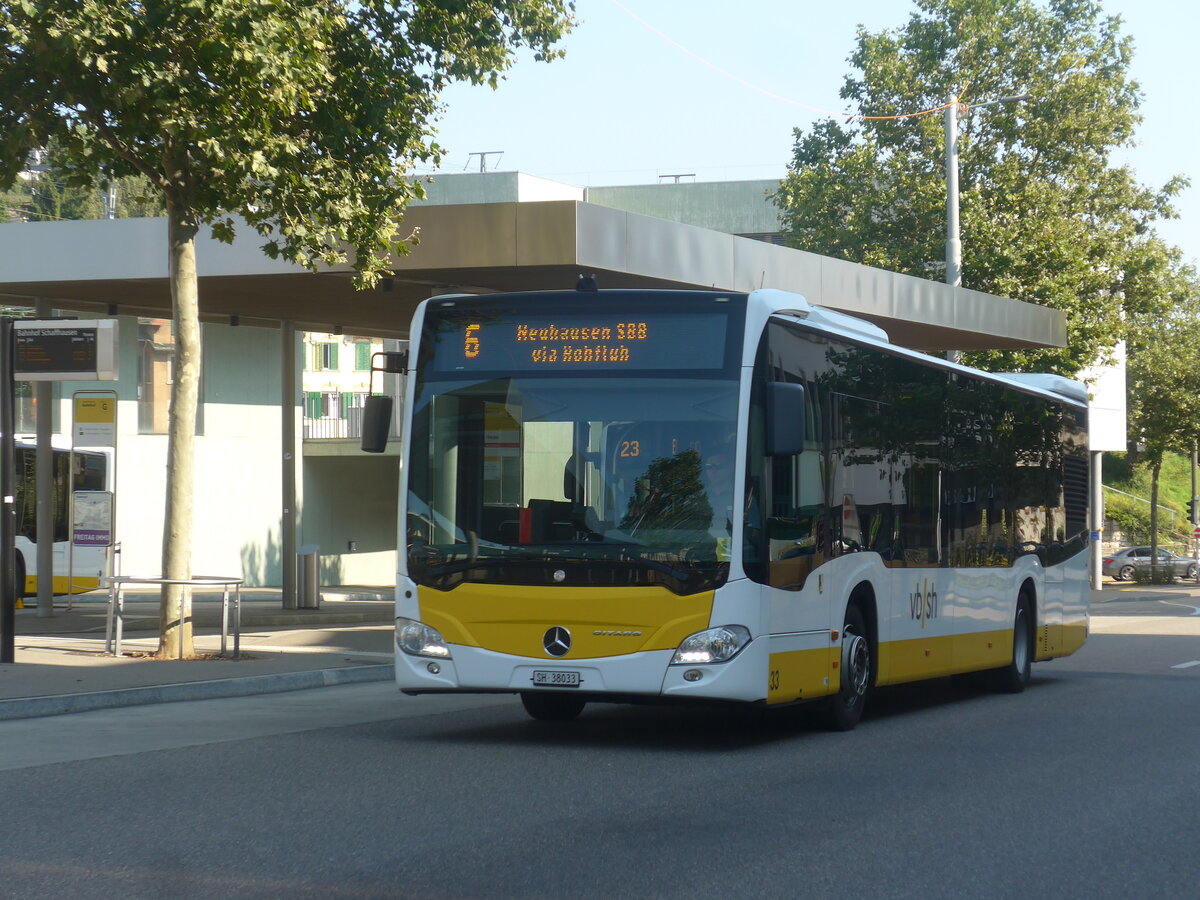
[395, 637, 770, 704]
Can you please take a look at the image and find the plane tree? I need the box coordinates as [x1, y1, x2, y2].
[1124, 254, 1200, 573]
[0, 0, 574, 657]
[774, 0, 1188, 376]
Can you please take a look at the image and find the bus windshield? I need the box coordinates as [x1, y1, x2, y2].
[407, 374, 739, 594]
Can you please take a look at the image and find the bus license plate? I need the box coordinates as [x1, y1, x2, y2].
[532, 670, 581, 688]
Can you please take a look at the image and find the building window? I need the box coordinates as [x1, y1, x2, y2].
[14, 380, 58, 434]
[354, 341, 371, 371]
[312, 342, 339, 371]
[305, 392, 324, 418]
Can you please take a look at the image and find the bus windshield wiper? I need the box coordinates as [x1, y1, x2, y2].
[611, 546, 693, 583]
[420, 547, 543, 576]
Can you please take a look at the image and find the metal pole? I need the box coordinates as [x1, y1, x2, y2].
[281, 320, 297, 608]
[945, 92, 962, 291]
[1191, 440, 1197, 527]
[67, 443, 75, 608]
[1192, 440, 1198, 575]
[35, 299, 54, 617]
[945, 93, 962, 365]
[942, 92, 1028, 366]
[1, 317, 16, 663]
[1090, 450, 1104, 591]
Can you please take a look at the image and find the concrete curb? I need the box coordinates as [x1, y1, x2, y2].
[0, 664, 393, 722]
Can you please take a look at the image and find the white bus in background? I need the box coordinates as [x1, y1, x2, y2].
[369, 287, 1090, 728]
[13, 440, 111, 598]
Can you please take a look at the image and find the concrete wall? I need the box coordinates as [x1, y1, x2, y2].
[413, 171, 584, 206]
[301, 454, 399, 585]
[52, 316, 293, 586]
[412, 172, 783, 238]
[585, 180, 783, 236]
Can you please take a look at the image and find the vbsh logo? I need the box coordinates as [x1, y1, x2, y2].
[909, 579, 939, 626]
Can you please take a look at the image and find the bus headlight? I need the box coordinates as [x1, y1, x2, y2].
[396, 618, 452, 659]
[670, 625, 751, 665]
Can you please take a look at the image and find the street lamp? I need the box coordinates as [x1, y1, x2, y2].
[945, 91, 1031, 363]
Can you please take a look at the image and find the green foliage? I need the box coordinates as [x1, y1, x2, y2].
[0, 0, 574, 655]
[0, 0, 575, 283]
[1131, 567, 1180, 585]
[1104, 451, 1193, 545]
[1125, 261, 1200, 464]
[774, 0, 1188, 376]
[1103, 490, 1177, 546]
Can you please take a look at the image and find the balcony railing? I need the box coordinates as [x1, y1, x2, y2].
[302, 405, 401, 440]
[303, 416, 355, 439]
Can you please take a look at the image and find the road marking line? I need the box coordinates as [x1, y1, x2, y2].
[1171, 660, 1200, 669]
[1158, 601, 1200, 616]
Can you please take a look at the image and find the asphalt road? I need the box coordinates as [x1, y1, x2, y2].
[1093, 583, 1200, 617]
[2, 624, 1198, 899]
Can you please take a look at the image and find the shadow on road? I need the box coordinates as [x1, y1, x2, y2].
[395, 675, 1056, 752]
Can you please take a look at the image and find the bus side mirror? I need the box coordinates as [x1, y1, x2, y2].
[361, 350, 407, 453]
[377, 351, 407, 374]
[767, 382, 806, 456]
[361, 395, 393, 453]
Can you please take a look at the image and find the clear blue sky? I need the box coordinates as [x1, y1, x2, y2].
[422, 0, 1198, 267]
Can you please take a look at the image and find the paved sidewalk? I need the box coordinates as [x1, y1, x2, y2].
[0, 586, 396, 721]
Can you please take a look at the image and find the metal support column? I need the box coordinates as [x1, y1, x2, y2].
[1, 317, 16, 663]
[1090, 450, 1104, 591]
[35, 300, 54, 616]
[281, 320, 298, 608]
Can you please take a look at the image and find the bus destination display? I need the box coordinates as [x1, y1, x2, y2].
[430, 311, 730, 372]
[12, 320, 119, 381]
[15, 327, 98, 374]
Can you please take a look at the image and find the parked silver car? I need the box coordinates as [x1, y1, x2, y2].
[1102, 547, 1198, 581]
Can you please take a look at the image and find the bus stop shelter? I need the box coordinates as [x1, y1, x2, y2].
[0, 197, 1067, 601]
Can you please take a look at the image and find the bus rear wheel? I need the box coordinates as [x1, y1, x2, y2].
[520, 691, 586, 722]
[992, 592, 1033, 694]
[826, 605, 871, 731]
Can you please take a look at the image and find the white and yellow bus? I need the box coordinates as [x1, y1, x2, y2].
[373, 287, 1089, 727]
[13, 440, 111, 598]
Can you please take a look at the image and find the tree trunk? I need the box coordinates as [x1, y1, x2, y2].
[1149, 459, 1161, 582]
[158, 201, 202, 659]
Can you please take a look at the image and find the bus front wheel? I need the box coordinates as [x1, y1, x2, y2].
[520, 691, 586, 722]
[826, 605, 871, 731]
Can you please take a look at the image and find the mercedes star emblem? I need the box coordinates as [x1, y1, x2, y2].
[543, 626, 571, 657]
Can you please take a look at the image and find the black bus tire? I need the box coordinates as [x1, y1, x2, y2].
[993, 592, 1034, 694]
[520, 692, 586, 722]
[826, 604, 871, 731]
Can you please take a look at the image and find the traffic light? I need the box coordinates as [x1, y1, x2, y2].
[1190, 498, 1199, 525]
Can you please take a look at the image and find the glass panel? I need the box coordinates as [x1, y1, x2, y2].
[138, 318, 203, 434]
[746, 320, 1088, 590]
[407, 375, 739, 595]
[137, 319, 174, 434]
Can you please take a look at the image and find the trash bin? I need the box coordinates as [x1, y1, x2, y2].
[297, 545, 321, 609]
